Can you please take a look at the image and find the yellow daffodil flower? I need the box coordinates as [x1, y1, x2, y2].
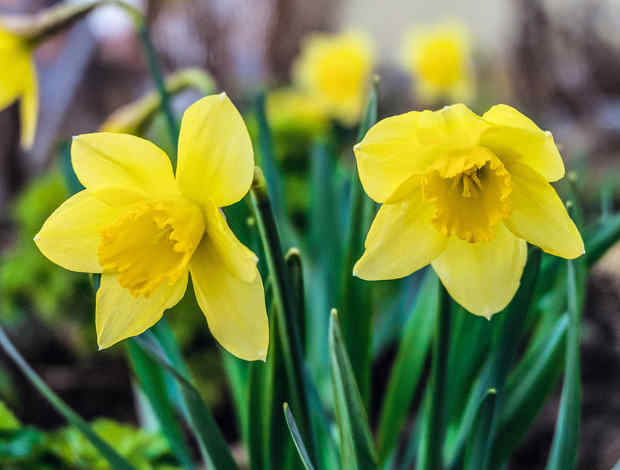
[353, 103, 584, 318]
[293, 32, 374, 125]
[402, 24, 473, 102]
[34, 93, 269, 361]
[0, 26, 37, 148]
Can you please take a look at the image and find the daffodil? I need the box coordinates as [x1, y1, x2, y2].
[353, 103, 584, 318]
[34, 93, 269, 360]
[0, 26, 37, 147]
[402, 24, 473, 102]
[293, 32, 374, 125]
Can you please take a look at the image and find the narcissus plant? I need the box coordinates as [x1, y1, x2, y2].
[353, 103, 584, 318]
[35, 93, 269, 361]
[293, 31, 374, 125]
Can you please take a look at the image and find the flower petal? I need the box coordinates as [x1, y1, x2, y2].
[19, 57, 37, 148]
[177, 93, 254, 208]
[190, 239, 268, 361]
[354, 186, 447, 280]
[481, 104, 565, 181]
[354, 104, 488, 202]
[0, 29, 27, 110]
[71, 133, 178, 198]
[432, 223, 527, 318]
[96, 272, 188, 349]
[203, 200, 258, 283]
[34, 189, 129, 273]
[505, 162, 584, 259]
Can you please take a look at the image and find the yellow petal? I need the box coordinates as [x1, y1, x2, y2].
[71, 133, 178, 198]
[177, 93, 254, 208]
[190, 239, 268, 361]
[34, 189, 129, 273]
[203, 200, 258, 283]
[354, 186, 447, 280]
[431, 223, 527, 318]
[354, 104, 488, 203]
[0, 29, 27, 110]
[96, 272, 188, 349]
[481, 104, 564, 181]
[19, 57, 38, 148]
[505, 162, 584, 259]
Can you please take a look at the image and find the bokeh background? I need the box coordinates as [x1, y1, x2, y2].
[0, 0, 619, 469]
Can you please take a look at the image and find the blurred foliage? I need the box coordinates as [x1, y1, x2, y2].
[0, 399, 182, 470]
[0, 170, 95, 351]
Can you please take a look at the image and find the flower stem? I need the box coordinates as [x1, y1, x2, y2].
[135, 20, 179, 162]
[250, 167, 316, 461]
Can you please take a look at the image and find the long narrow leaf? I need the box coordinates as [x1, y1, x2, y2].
[250, 168, 316, 461]
[134, 333, 240, 470]
[464, 248, 542, 470]
[417, 286, 451, 470]
[126, 341, 195, 470]
[545, 258, 583, 470]
[377, 270, 439, 464]
[338, 78, 379, 404]
[284, 403, 317, 470]
[329, 310, 377, 470]
[0, 327, 137, 470]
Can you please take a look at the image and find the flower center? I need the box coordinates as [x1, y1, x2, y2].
[98, 199, 205, 298]
[422, 148, 512, 243]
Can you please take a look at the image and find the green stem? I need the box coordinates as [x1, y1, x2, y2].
[249, 167, 315, 462]
[0, 327, 137, 470]
[419, 286, 451, 470]
[136, 22, 179, 161]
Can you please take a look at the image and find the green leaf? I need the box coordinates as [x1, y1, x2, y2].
[545, 258, 583, 470]
[491, 314, 568, 465]
[584, 213, 620, 268]
[338, 78, 379, 406]
[125, 340, 195, 470]
[133, 332, 240, 470]
[417, 285, 452, 470]
[329, 310, 377, 470]
[376, 270, 439, 464]
[464, 248, 542, 470]
[284, 403, 317, 470]
[250, 169, 315, 461]
[0, 327, 138, 470]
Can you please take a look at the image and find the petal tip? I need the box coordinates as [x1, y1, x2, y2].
[219, 91, 227, 101]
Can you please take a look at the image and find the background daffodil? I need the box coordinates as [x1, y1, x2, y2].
[0, 26, 37, 148]
[293, 31, 374, 125]
[402, 24, 473, 102]
[34, 93, 269, 361]
[353, 103, 584, 318]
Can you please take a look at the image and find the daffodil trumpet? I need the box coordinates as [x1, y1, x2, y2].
[353, 103, 584, 318]
[34, 93, 269, 361]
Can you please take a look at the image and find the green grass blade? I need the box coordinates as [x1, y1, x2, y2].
[584, 213, 620, 268]
[125, 340, 195, 470]
[284, 403, 317, 470]
[0, 327, 138, 470]
[133, 333, 240, 470]
[544, 258, 583, 470]
[464, 248, 542, 470]
[417, 285, 451, 470]
[329, 310, 378, 470]
[377, 270, 439, 464]
[339, 77, 379, 405]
